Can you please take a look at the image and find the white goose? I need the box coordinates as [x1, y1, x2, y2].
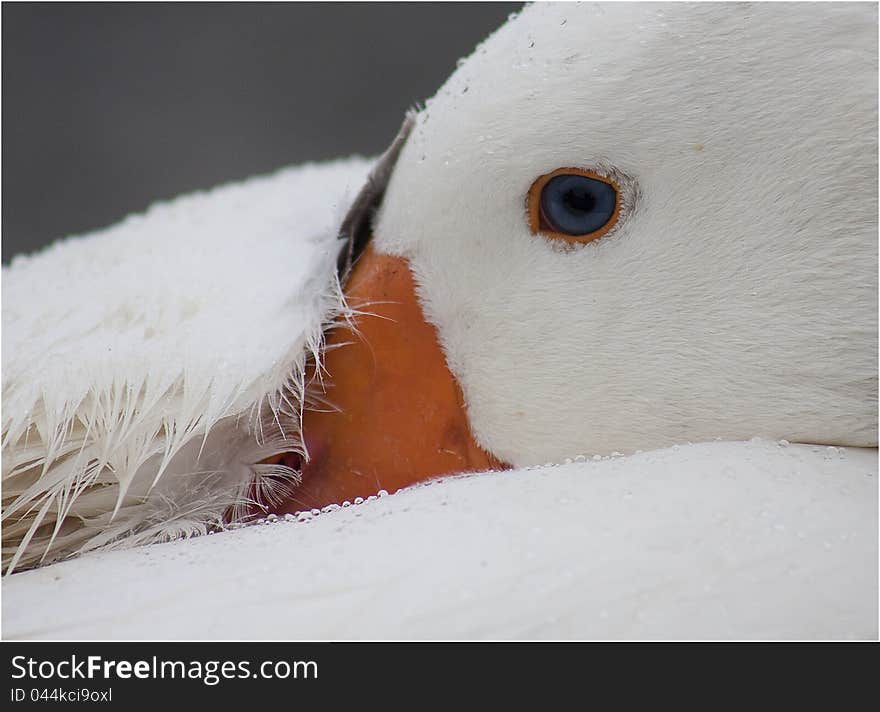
[2, 2, 876, 637]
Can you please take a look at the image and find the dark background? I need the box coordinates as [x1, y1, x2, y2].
[2, 2, 519, 262]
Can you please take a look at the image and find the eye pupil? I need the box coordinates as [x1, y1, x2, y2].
[562, 187, 597, 214]
[538, 173, 618, 237]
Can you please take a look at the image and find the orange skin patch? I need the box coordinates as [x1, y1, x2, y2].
[527, 167, 621, 245]
[273, 244, 508, 513]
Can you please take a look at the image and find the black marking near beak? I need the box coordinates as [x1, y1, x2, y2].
[336, 111, 416, 280]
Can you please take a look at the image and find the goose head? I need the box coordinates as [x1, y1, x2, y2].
[281, 2, 877, 510]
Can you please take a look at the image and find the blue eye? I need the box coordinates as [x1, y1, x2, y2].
[529, 170, 620, 243]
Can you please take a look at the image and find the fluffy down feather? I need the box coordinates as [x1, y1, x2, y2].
[2, 158, 372, 573]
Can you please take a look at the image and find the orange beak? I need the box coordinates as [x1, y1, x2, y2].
[273, 243, 509, 513]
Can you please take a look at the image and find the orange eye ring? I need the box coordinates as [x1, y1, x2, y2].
[527, 167, 622, 245]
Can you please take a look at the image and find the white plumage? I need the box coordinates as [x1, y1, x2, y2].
[1, 1, 876, 647]
[376, 2, 878, 464]
[2, 159, 371, 571]
[4, 441, 876, 639]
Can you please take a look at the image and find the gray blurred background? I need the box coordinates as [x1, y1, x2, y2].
[2, 2, 520, 262]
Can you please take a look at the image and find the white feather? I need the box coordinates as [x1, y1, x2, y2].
[2, 158, 372, 572]
[3, 441, 876, 640]
[3, 2, 877, 577]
